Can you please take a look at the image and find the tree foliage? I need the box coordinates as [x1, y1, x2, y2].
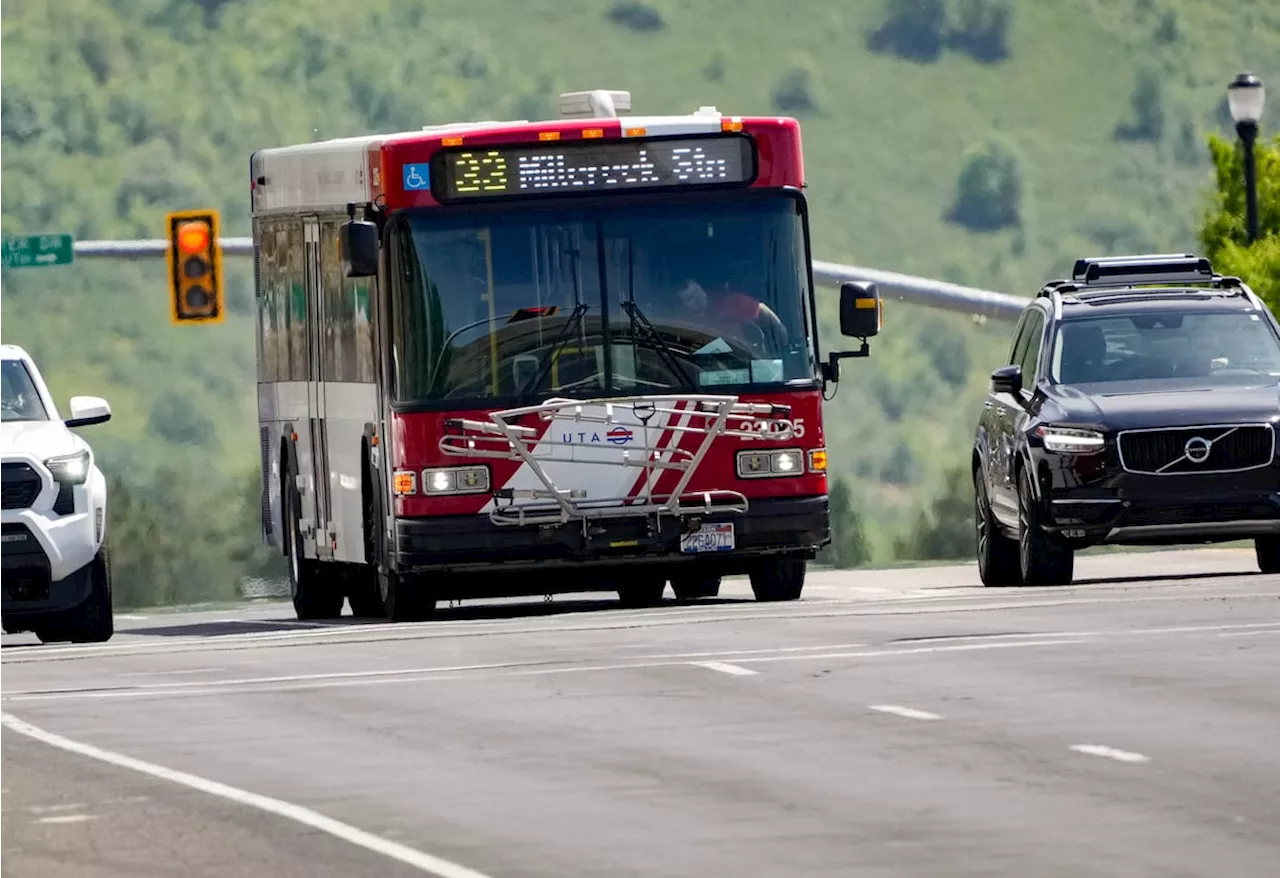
[818, 476, 871, 569]
[1199, 132, 1280, 311]
[891, 465, 974, 562]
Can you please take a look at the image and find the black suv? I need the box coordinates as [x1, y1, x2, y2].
[973, 253, 1280, 586]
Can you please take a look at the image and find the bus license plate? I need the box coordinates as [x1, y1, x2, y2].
[680, 523, 735, 554]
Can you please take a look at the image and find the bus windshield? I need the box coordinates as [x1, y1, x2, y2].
[387, 195, 817, 405]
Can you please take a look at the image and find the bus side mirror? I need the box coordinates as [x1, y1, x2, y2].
[822, 281, 884, 383]
[340, 220, 380, 278]
[839, 281, 882, 339]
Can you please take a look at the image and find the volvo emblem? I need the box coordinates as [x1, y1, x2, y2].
[1184, 436, 1212, 464]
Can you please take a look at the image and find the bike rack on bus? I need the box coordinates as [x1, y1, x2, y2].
[439, 395, 794, 529]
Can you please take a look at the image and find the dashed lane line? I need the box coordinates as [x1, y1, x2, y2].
[7, 585, 1279, 665]
[868, 704, 942, 721]
[0, 713, 496, 878]
[36, 814, 98, 825]
[1070, 744, 1151, 764]
[692, 661, 759, 676]
[1, 638, 1088, 703]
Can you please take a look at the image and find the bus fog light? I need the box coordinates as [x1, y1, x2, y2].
[771, 451, 800, 474]
[422, 466, 490, 495]
[737, 448, 804, 479]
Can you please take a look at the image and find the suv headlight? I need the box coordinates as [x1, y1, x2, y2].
[45, 450, 90, 485]
[1036, 427, 1105, 454]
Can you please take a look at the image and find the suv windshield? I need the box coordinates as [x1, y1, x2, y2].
[1, 359, 48, 422]
[387, 195, 816, 404]
[1050, 310, 1280, 385]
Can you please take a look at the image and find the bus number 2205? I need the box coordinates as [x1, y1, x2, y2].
[736, 418, 805, 440]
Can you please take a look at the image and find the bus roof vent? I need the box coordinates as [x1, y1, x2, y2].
[559, 89, 632, 120]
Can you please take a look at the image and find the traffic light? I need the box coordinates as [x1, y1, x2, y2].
[166, 209, 224, 324]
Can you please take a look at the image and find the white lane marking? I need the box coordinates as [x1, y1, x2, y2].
[0, 713, 495, 878]
[693, 661, 759, 676]
[7, 594, 1280, 664]
[116, 667, 228, 678]
[37, 814, 97, 824]
[212, 617, 335, 629]
[1219, 629, 1280, 638]
[868, 704, 941, 721]
[27, 803, 89, 814]
[641, 642, 867, 659]
[1070, 744, 1150, 764]
[1, 638, 1088, 703]
[115, 615, 149, 621]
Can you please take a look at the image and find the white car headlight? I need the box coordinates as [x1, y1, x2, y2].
[45, 450, 90, 485]
[1037, 427, 1106, 454]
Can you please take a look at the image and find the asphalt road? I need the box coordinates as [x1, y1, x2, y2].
[3, 548, 1278, 877]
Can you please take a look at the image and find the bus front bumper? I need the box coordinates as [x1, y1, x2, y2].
[393, 495, 829, 578]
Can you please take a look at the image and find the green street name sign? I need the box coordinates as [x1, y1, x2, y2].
[1, 234, 75, 269]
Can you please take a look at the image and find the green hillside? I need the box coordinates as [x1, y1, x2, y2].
[2, 0, 1277, 605]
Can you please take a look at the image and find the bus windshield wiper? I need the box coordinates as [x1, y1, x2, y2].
[518, 302, 590, 398]
[620, 298, 696, 390]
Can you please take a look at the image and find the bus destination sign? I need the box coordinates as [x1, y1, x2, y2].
[434, 134, 755, 202]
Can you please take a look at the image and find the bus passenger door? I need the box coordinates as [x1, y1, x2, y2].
[304, 216, 333, 559]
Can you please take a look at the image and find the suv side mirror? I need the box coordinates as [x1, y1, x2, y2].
[340, 220, 380, 278]
[839, 281, 882, 339]
[990, 364, 1022, 397]
[65, 395, 112, 428]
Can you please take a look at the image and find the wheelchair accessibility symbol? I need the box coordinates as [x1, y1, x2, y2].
[402, 163, 431, 191]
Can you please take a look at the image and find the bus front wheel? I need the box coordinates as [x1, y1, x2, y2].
[283, 479, 344, 620]
[749, 557, 806, 602]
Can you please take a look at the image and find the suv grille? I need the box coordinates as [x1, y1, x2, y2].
[1118, 425, 1275, 475]
[1, 463, 42, 509]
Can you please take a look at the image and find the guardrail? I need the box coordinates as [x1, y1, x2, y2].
[65, 237, 1030, 323]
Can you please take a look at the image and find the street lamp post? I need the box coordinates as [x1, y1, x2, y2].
[1227, 72, 1266, 244]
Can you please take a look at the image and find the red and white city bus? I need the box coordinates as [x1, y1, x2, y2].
[251, 89, 881, 622]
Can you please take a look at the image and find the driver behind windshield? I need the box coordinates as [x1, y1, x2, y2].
[673, 277, 789, 356]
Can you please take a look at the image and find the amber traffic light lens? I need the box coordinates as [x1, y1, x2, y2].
[176, 221, 211, 254]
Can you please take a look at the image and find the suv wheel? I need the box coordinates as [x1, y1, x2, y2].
[1017, 468, 1074, 586]
[975, 469, 1021, 587]
[36, 547, 114, 644]
[1257, 537, 1280, 574]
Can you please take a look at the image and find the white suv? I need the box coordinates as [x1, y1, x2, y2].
[1, 344, 114, 643]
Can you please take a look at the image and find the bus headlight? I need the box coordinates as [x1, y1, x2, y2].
[736, 449, 804, 479]
[422, 466, 490, 495]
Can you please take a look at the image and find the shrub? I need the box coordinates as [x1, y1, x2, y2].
[947, 139, 1023, 231]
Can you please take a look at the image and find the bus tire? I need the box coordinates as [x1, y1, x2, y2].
[348, 458, 387, 618]
[283, 473, 344, 621]
[749, 557, 806, 602]
[381, 568, 436, 623]
[671, 574, 720, 601]
[617, 571, 667, 608]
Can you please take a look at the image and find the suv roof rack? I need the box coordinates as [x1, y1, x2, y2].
[1032, 254, 1264, 319]
[1070, 253, 1214, 286]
